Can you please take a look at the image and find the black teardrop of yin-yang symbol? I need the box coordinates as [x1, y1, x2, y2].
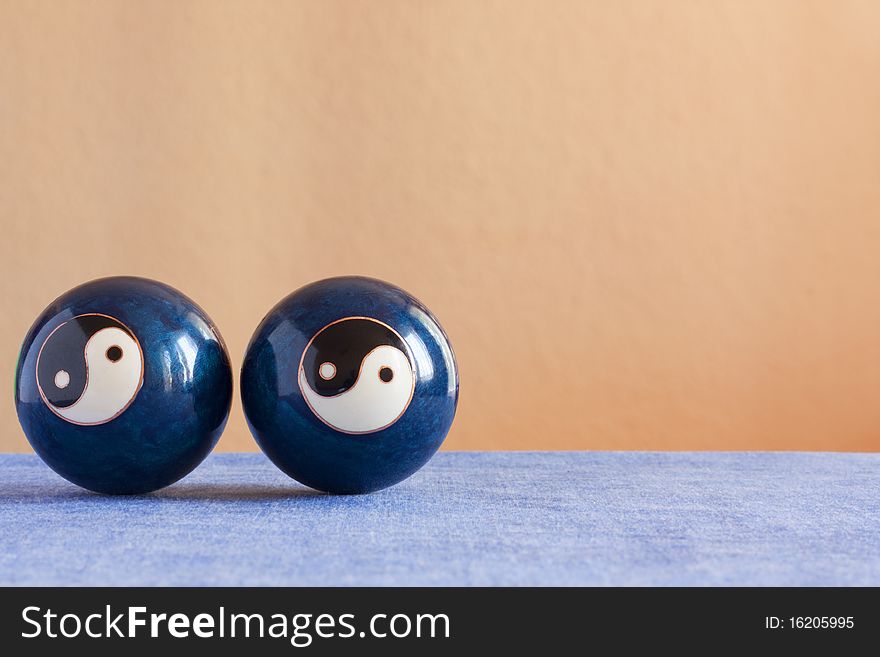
[298, 317, 415, 434]
[36, 313, 144, 425]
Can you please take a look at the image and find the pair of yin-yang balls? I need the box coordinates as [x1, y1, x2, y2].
[14, 276, 458, 494]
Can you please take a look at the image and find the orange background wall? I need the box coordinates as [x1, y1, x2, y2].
[2, 1, 879, 453]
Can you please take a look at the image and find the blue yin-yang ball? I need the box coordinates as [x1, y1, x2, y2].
[241, 276, 459, 494]
[15, 276, 233, 494]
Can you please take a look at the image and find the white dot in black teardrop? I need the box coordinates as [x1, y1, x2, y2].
[54, 370, 70, 389]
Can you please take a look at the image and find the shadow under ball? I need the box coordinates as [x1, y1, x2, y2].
[241, 276, 459, 494]
[14, 276, 233, 494]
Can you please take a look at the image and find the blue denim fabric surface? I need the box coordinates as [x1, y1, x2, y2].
[1, 451, 877, 585]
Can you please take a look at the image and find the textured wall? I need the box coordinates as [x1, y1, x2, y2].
[1, 1, 879, 452]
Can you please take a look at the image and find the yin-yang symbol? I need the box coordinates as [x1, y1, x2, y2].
[298, 317, 416, 434]
[35, 313, 144, 425]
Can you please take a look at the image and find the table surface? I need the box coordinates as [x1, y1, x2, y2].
[1, 451, 878, 586]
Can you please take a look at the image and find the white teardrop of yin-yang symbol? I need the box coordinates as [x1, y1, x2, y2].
[298, 317, 415, 434]
[36, 313, 144, 425]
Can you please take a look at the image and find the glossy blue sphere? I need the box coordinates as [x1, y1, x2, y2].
[15, 277, 233, 494]
[241, 276, 458, 493]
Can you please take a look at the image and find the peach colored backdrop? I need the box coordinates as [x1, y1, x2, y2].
[2, 1, 879, 453]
